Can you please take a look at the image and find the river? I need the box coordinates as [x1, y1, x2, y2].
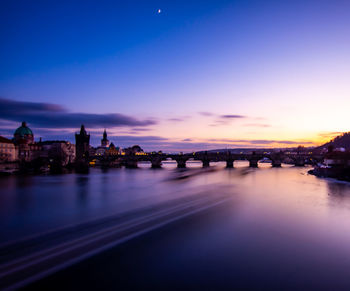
[2, 161, 350, 289]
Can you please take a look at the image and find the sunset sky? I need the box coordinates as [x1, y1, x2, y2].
[1, 0, 349, 151]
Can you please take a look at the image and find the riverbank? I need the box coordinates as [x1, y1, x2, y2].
[308, 166, 350, 182]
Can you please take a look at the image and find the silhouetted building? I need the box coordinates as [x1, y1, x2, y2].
[123, 145, 144, 155]
[0, 136, 17, 162]
[101, 129, 109, 147]
[13, 121, 41, 161]
[96, 130, 110, 156]
[324, 150, 350, 167]
[39, 140, 76, 166]
[107, 142, 120, 156]
[75, 125, 90, 162]
[14, 122, 34, 145]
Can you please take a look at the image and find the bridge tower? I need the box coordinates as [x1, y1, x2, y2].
[75, 125, 90, 163]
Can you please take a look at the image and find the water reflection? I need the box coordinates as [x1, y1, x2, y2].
[327, 180, 350, 198]
[1, 163, 350, 249]
[76, 175, 89, 205]
[15, 176, 34, 212]
[2, 163, 350, 289]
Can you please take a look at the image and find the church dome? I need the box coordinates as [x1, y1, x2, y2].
[14, 121, 34, 144]
[14, 122, 33, 136]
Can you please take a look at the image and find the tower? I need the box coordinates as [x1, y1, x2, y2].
[75, 125, 90, 162]
[101, 129, 109, 147]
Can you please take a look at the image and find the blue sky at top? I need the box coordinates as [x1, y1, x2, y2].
[1, 0, 350, 150]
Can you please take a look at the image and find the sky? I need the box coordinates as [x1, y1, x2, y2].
[1, 0, 350, 152]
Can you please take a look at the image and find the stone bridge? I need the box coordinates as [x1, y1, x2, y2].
[94, 151, 324, 169]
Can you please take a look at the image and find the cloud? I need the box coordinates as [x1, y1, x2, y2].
[200, 112, 247, 119]
[0, 97, 156, 129]
[104, 135, 168, 142]
[94, 135, 170, 151]
[0, 98, 316, 152]
[209, 122, 227, 127]
[248, 140, 312, 145]
[120, 128, 153, 134]
[205, 113, 248, 127]
[220, 115, 246, 119]
[129, 138, 314, 152]
[243, 123, 271, 128]
[0, 98, 64, 115]
[207, 138, 313, 145]
[167, 118, 185, 122]
[0, 122, 315, 152]
[167, 115, 191, 123]
[198, 112, 214, 116]
[318, 131, 343, 139]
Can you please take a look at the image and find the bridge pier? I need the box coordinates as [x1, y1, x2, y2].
[249, 151, 260, 168]
[150, 156, 162, 168]
[176, 160, 186, 168]
[270, 151, 283, 167]
[200, 151, 210, 167]
[249, 159, 259, 168]
[226, 160, 234, 168]
[201, 159, 210, 167]
[175, 157, 189, 168]
[124, 155, 138, 168]
[125, 159, 138, 168]
[225, 151, 234, 168]
[294, 158, 305, 167]
[151, 161, 162, 168]
[272, 160, 282, 167]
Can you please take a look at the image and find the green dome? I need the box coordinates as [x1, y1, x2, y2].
[14, 122, 33, 136]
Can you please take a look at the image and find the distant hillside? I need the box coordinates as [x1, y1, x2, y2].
[318, 132, 350, 150]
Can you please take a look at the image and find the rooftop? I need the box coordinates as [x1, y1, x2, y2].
[0, 136, 14, 144]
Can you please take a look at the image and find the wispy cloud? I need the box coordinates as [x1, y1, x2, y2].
[220, 114, 246, 119]
[203, 112, 248, 127]
[166, 115, 192, 123]
[167, 118, 185, 122]
[199, 112, 247, 119]
[243, 123, 271, 128]
[209, 121, 229, 127]
[198, 112, 214, 116]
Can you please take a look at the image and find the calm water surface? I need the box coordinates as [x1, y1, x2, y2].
[2, 161, 350, 289]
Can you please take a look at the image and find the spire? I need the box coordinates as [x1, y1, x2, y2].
[101, 128, 109, 147]
[80, 124, 87, 135]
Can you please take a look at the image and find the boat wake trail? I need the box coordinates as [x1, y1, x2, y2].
[0, 191, 232, 290]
